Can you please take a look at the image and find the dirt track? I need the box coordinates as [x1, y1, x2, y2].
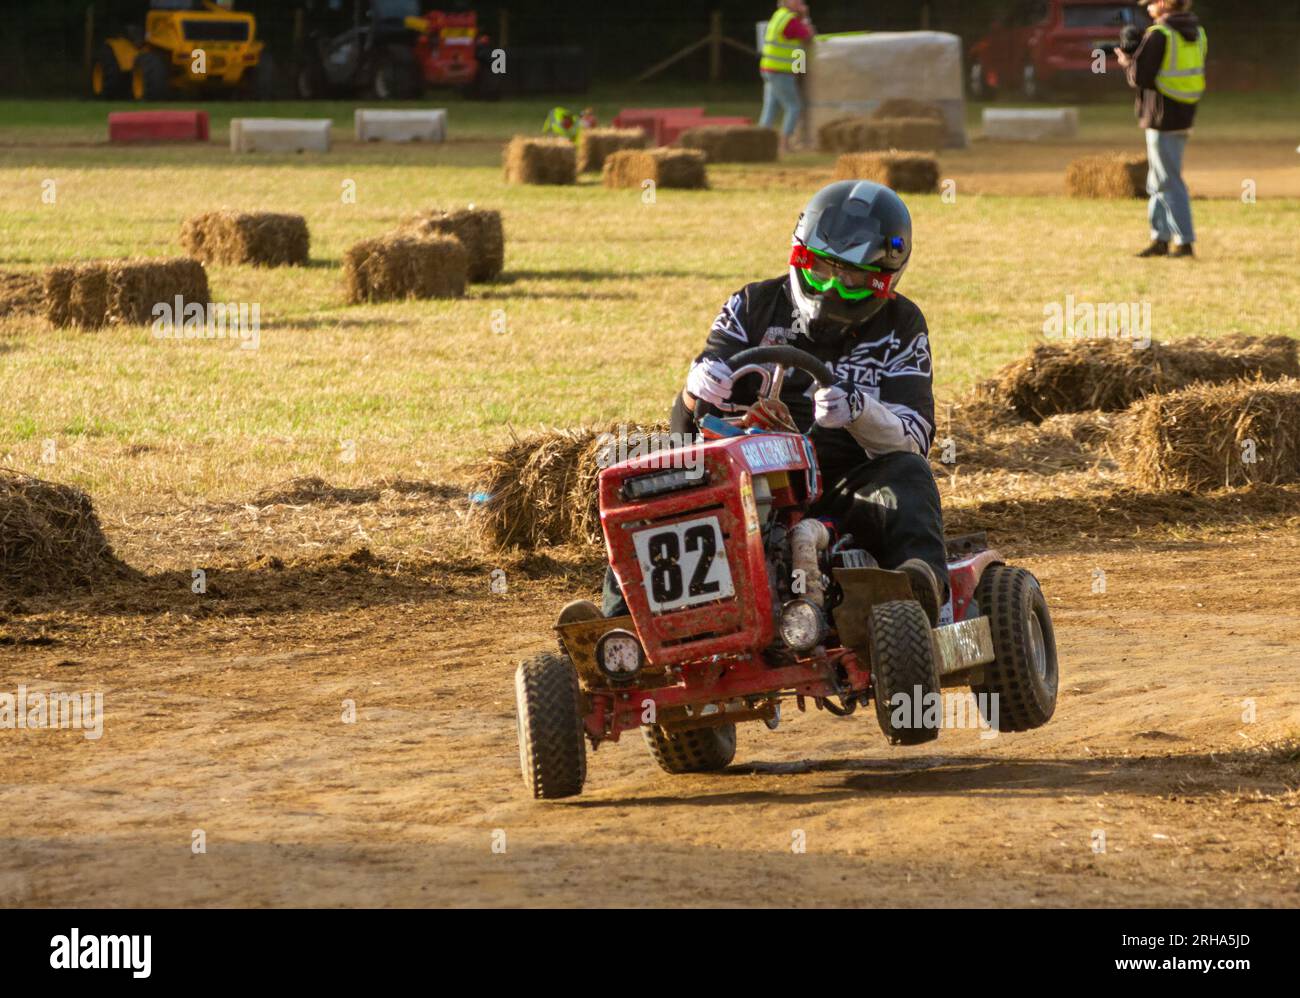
[2, 513, 1297, 908]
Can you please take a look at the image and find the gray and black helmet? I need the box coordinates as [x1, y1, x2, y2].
[789, 180, 913, 344]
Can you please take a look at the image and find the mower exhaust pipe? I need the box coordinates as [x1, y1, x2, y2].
[789, 518, 830, 607]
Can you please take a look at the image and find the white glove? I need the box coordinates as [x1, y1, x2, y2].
[815, 382, 921, 457]
[813, 382, 865, 428]
[686, 357, 735, 407]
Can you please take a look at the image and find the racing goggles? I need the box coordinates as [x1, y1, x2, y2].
[790, 244, 895, 300]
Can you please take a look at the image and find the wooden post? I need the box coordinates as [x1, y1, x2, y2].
[498, 9, 510, 49]
[921, 2, 932, 30]
[84, 2, 95, 71]
[634, 11, 757, 84]
[709, 10, 722, 81]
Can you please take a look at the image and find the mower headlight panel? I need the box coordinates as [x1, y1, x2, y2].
[779, 599, 825, 653]
[596, 629, 644, 679]
[621, 467, 708, 502]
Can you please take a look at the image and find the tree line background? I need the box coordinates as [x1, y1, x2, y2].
[2, 0, 1297, 96]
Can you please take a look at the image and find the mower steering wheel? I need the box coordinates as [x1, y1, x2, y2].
[711, 345, 836, 414]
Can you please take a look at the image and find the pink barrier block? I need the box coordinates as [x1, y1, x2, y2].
[661, 115, 753, 145]
[613, 107, 706, 145]
[108, 110, 210, 143]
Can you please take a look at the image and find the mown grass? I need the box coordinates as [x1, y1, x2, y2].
[0, 94, 1297, 505]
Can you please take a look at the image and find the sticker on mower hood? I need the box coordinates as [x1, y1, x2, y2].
[739, 436, 803, 474]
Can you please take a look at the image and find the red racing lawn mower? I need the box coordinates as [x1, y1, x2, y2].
[514, 347, 1060, 799]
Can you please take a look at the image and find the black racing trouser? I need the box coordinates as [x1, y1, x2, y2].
[601, 398, 949, 616]
[810, 450, 950, 598]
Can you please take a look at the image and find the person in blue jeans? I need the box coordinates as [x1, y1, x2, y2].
[1118, 0, 1207, 258]
[758, 0, 814, 154]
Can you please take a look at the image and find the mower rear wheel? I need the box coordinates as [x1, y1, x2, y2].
[92, 44, 129, 99]
[295, 55, 326, 99]
[870, 599, 942, 745]
[371, 46, 421, 100]
[643, 723, 736, 774]
[972, 565, 1058, 731]
[515, 652, 587, 799]
[131, 49, 169, 101]
[249, 51, 276, 100]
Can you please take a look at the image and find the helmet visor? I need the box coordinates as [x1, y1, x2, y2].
[790, 244, 895, 300]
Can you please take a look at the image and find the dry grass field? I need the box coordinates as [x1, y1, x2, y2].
[1, 91, 1298, 908]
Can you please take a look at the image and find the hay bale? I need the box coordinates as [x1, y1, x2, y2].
[818, 116, 870, 152]
[473, 428, 607, 549]
[0, 470, 132, 594]
[503, 137, 576, 185]
[0, 271, 44, 319]
[1066, 155, 1147, 199]
[603, 148, 708, 190]
[397, 207, 505, 282]
[935, 413, 1107, 475]
[44, 263, 110, 329]
[871, 117, 947, 151]
[43, 258, 208, 330]
[993, 335, 1300, 421]
[1122, 379, 1300, 490]
[833, 152, 939, 193]
[42, 265, 79, 328]
[473, 424, 671, 549]
[871, 99, 945, 124]
[817, 115, 945, 153]
[180, 210, 310, 267]
[342, 234, 467, 304]
[104, 258, 209, 326]
[577, 127, 648, 173]
[69, 265, 111, 329]
[676, 125, 779, 163]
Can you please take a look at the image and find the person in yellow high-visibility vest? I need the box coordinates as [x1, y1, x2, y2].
[1118, 0, 1207, 258]
[758, 0, 815, 154]
[543, 107, 580, 142]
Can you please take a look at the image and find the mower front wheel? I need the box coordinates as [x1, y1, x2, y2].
[131, 49, 169, 101]
[870, 599, 942, 745]
[515, 652, 587, 799]
[972, 565, 1058, 731]
[968, 59, 995, 101]
[91, 43, 129, 100]
[643, 723, 736, 774]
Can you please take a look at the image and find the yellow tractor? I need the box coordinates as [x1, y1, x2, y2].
[91, 0, 274, 101]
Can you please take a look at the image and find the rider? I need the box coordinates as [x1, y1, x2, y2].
[604, 180, 949, 623]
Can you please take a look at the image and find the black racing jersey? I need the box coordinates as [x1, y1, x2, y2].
[696, 276, 935, 473]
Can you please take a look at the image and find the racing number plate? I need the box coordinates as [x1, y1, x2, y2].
[633, 516, 734, 613]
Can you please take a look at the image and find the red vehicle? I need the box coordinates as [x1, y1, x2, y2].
[514, 347, 1060, 799]
[411, 9, 480, 88]
[968, 0, 1152, 100]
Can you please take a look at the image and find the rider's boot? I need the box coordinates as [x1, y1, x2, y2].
[899, 559, 942, 628]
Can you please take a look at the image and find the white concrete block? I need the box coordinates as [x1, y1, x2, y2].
[982, 107, 1079, 142]
[355, 109, 447, 143]
[230, 118, 332, 154]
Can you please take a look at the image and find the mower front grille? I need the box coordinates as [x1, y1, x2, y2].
[660, 623, 743, 648]
[182, 20, 251, 42]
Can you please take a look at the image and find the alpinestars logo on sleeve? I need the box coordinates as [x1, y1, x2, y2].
[710, 293, 749, 343]
[833, 330, 932, 389]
